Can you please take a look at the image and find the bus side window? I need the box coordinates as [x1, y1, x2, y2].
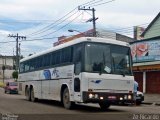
[20, 62, 24, 73]
[73, 44, 83, 75]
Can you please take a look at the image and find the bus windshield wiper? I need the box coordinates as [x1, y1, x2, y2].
[120, 69, 125, 77]
[99, 62, 103, 75]
[99, 52, 106, 75]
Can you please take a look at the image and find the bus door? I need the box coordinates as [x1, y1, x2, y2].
[73, 44, 83, 101]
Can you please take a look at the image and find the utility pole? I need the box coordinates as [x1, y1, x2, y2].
[2, 56, 5, 83]
[78, 6, 98, 37]
[8, 33, 26, 71]
[19, 43, 21, 60]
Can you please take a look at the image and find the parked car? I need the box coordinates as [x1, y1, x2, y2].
[136, 91, 144, 105]
[4, 82, 18, 94]
[134, 81, 144, 105]
[120, 81, 144, 105]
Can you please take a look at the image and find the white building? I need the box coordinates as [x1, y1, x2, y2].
[0, 55, 15, 82]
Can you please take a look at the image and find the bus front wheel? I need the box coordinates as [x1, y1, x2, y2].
[99, 102, 110, 110]
[30, 87, 38, 102]
[62, 88, 75, 109]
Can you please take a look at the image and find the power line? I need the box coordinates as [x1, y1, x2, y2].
[28, 10, 80, 37]
[23, 0, 115, 38]
[0, 35, 77, 44]
[27, 7, 78, 36]
[1, 22, 160, 44]
[85, 0, 104, 7]
[111, 23, 149, 31]
[78, 6, 97, 37]
[31, 11, 84, 39]
[80, 0, 96, 6]
[25, 0, 105, 37]
[0, 19, 58, 23]
[89, 0, 115, 7]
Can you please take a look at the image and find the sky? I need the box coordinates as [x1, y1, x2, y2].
[0, 0, 160, 57]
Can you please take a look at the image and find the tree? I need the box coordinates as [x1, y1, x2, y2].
[12, 71, 18, 81]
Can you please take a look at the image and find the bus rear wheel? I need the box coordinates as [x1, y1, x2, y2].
[99, 102, 110, 110]
[62, 88, 74, 109]
[26, 87, 31, 101]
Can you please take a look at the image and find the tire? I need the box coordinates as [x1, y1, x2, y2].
[99, 102, 110, 110]
[136, 101, 142, 105]
[26, 87, 31, 101]
[62, 88, 75, 109]
[30, 87, 38, 102]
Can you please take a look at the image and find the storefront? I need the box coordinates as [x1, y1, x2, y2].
[131, 36, 160, 93]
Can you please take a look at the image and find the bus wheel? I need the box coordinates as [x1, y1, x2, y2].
[26, 87, 31, 101]
[31, 87, 38, 102]
[99, 102, 110, 110]
[62, 88, 74, 109]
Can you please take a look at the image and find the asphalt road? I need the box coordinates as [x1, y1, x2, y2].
[0, 88, 160, 120]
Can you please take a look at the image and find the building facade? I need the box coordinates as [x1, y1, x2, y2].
[0, 56, 15, 82]
[54, 29, 134, 46]
[131, 12, 160, 94]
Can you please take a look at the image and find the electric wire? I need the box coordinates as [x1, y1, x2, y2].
[90, 0, 115, 7]
[26, 7, 78, 36]
[27, 10, 80, 38]
[30, 11, 84, 39]
[80, 0, 96, 6]
[84, 0, 105, 7]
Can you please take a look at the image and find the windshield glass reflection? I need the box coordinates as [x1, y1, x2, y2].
[84, 43, 132, 75]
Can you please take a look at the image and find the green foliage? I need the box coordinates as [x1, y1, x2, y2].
[12, 71, 18, 81]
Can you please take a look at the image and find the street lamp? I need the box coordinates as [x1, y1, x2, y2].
[68, 29, 95, 37]
[68, 29, 83, 34]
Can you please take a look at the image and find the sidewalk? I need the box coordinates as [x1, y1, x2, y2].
[143, 94, 160, 106]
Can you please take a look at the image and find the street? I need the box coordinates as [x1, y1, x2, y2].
[0, 88, 160, 120]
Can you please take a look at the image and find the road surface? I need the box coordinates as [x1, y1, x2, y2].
[0, 88, 159, 120]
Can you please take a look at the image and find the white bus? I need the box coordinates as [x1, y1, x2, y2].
[18, 37, 134, 110]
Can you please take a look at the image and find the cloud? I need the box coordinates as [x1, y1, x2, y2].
[97, 12, 154, 28]
[0, 30, 11, 35]
[0, 0, 160, 56]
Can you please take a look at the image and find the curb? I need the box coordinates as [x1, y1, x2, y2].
[142, 102, 152, 105]
[142, 102, 160, 106]
[155, 103, 160, 106]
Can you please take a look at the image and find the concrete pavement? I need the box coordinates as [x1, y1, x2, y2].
[143, 94, 160, 105]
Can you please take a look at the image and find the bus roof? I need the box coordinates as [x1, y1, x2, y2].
[20, 37, 129, 62]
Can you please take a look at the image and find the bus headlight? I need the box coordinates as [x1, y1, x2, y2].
[128, 95, 132, 100]
[124, 95, 128, 100]
[120, 97, 123, 100]
[100, 97, 104, 100]
[89, 93, 94, 98]
[94, 94, 98, 99]
[89, 93, 99, 99]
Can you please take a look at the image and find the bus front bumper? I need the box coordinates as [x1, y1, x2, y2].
[82, 92, 134, 104]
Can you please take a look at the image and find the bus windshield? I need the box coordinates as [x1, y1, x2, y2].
[84, 43, 132, 76]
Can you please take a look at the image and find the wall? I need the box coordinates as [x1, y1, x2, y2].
[146, 71, 160, 93]
[134, 72, 143, 92]
[0, 56, 15, 81]
[144, 17, 160, 39]
[134, 71, 160, 93]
